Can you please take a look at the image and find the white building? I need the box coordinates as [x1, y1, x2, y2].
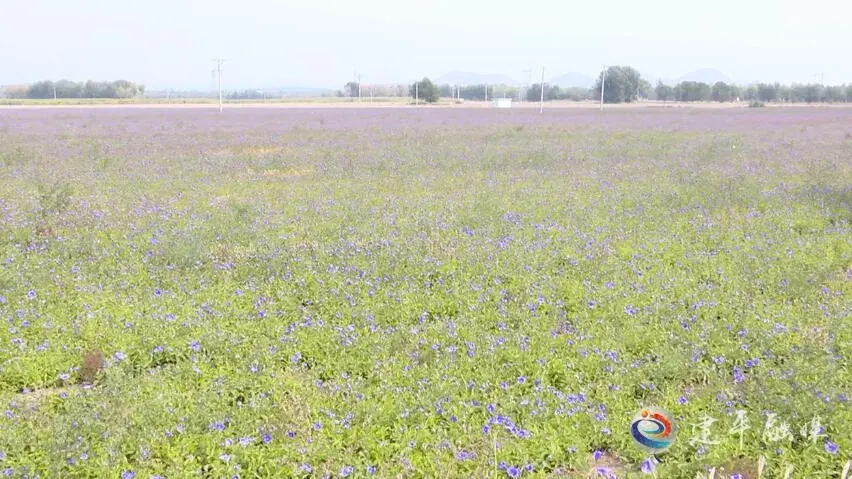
[493, 98, 512, 108]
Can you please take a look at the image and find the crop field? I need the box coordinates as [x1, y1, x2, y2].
[0, 106, 849, 478]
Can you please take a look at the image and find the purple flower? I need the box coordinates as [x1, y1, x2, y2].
[340, 465, 354, 477]
[300, 464, 313, 473]
[733, 366, 745, 384]
[26, 290, 37, 300]
[731, 474, 743, 479]
[313, 422, 323, 430]
[287, 430, 296, 438]
[524, 464, 534, 472]
[624, 304, 638, 316]
[455, 450, 476, 461]
[593, 450, 604, 461]
[114, 351, 127, 361]
[825, 440, 839, 454]
[605, 281, 615, 289]
[641, 457, 656, 474]
[367, 465, 376, 474]
[262, 433, 272, 444]
[678, 396, 688, 405]
[121, 472, 136, 479]
[190, 341, 201, 352]
[506, 465, 521, 478]
[596, 467, 616, 479]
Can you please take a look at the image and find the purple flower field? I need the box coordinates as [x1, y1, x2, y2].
[0, 106, 849, 477]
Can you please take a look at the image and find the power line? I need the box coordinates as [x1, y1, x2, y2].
[213, 58, 225, 112]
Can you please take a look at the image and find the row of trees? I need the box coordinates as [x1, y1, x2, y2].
[339, 79, 595, 103]
[394, 67, 852, 105]
[227, 89, 268, 100]
[4, 80, 145, 99]
[399, 67, 651, 104]
[656, 80, 852, 103]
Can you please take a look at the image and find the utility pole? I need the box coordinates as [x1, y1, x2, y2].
[415, 82, 419, 105]
[485, 83, 488, 102]
[539, 66, 545, 114]
[600, 66, 607, 110]
[53, 86, 57, 100]
[213, 58, 225, 112]
[370, 85, 373, 104]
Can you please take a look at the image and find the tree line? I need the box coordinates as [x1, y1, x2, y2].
[656, 80, 852, 103]
[344, 66, 852, 104]
[338, 79, 594, 102]
[3, 79, 145, 99]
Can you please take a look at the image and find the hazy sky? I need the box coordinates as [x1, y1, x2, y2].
[2, 0, 850, 89]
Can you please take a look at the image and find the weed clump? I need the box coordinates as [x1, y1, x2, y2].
[79, 350, 105, 385]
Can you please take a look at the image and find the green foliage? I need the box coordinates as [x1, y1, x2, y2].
[410, 77, 440, 103]
[227, 90, 267, 100]
[757, 82, 780, 102]
[674, 81, 712, 102]
[0, 109, 849, 477]
[749, 100, 765, 107]
[20, 79, 144, 99]
[524, 83, 562, 101]
[711, 81, 733, 102]
[594, 66, 642, 103]
[656, 81, 674, 101]
[343, 81, 359, 98]
[36, 181, 74, 219]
